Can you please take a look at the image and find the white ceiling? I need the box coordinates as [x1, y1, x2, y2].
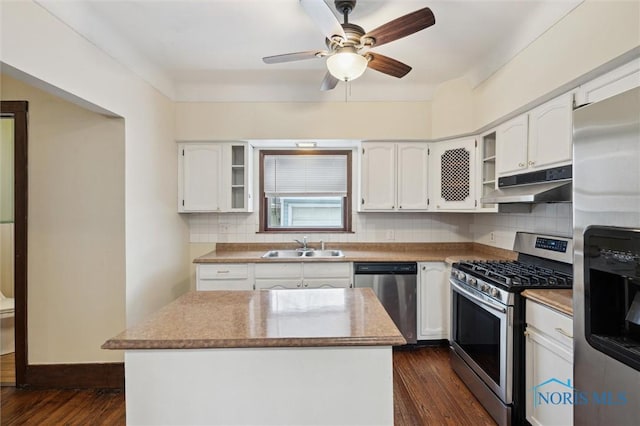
[37, 0, 582, 102]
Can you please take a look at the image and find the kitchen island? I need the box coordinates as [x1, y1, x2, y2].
[103, 288, 405, 425]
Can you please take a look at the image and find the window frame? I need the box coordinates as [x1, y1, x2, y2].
[259, 149, 352, 233]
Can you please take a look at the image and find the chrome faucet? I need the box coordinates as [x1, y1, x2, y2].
[294, 236, 309, 251]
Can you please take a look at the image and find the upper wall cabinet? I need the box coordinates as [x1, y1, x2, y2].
[575, 58, 640, 105]
[430, 138, 477, 211]
[360, 142, 429, 211]
[178, 142, 253, 213]
[496, 92, 573, 178]
[477, 130, 498, 212]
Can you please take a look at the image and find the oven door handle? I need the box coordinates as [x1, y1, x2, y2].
[450, 280, 507, 314]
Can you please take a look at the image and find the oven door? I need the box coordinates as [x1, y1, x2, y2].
[450, 279, 513, 404]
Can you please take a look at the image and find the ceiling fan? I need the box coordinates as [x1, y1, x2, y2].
[262, 0, 436, 91]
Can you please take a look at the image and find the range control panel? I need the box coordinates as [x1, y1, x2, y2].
[535, 237, 569, 253]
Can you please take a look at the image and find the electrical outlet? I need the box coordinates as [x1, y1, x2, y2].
[490, 232, 495, 242]
[386, 230, 395, 240]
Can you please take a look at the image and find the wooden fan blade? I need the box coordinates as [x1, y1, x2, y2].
[363, 7, 435, 48]
[367, 53, 412, 78]
[300, 0, 346, 41]
[320, 71, 339, 91]
[263, 50, 325, 64]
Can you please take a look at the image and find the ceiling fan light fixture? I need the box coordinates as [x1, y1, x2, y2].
[326, 48, 368, 81]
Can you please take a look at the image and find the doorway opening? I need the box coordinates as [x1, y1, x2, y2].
[0, 101, 28, 387]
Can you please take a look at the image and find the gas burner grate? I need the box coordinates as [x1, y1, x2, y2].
[457, 260, 573, 290]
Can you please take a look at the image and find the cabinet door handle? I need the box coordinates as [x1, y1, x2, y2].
[297, 283, 302, 288]
[528, 160, 535, 166]
[217, 270, 230, 274]
[555, 327, 573, 339]
[518, 162, 525, 167]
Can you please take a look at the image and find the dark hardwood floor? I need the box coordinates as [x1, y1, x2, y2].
[0, 347, 495, 425]
[393, 346, 496, 425]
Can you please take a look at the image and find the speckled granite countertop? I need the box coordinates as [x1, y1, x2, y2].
[522, 289, 573, 317]
[194, 242, 517, 264]
[102, 288, 406, 350]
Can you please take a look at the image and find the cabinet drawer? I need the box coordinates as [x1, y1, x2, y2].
[198, 264, 248, 280]
[254, 263, 303, 279]
[303, 262, 351, 278]
[526, 299, 573, 348]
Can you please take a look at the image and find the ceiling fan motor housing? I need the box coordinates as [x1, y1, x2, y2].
[325, 22, 365, 50]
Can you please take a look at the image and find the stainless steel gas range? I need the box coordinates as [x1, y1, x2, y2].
[449, 232, 573, 426]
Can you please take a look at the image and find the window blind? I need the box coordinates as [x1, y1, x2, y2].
[264, 154, 347, 196]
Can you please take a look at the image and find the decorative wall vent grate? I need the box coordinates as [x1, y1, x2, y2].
[441, 148, 470, 202]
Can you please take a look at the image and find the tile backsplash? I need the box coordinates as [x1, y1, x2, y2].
[189, 212, 474, 244]
[471, 203, 573, 249]
[188, 203, 573, 251]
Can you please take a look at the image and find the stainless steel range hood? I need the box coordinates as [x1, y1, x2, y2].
[481, 165, 572, 204]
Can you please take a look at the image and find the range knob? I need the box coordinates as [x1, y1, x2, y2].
[480, 284, 490, 293]
[456, 271, 466, 280]
[467, 277, 477, 287]
[490, 288, 500, 298]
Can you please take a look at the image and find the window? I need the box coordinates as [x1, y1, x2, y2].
[259, 150, 352, 232]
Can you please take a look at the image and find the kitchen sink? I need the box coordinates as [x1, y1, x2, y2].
[303, 250, 345, 258]
[261, 249, 344, 259]
[261, 250, 305, 258]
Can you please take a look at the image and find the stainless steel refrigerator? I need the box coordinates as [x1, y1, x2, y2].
[573, 87, 640, 425]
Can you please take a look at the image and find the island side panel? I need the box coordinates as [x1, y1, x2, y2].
[125, 346, 394, 425]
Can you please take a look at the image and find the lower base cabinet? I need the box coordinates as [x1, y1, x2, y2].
[254, 262, 352, 290]
[525, 299, 573, 426]
[417, 262, 449, 340]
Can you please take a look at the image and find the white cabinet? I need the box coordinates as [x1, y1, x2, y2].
[397, 143, 430, 210]
[360, 143, 395, 210]
[527, 94, 573, 171]
[178, 142, 253, 213]
[254, 262, 352, 290]
[301, 263, 352, 289]
[360, 142, 429, 211]
[196, 263, 254, 291]
[179, 144, 222, 212]
[496, 114, 529, 176]
[417, 262, 449, 340]
[430, 138, 477, 211]
[496, 92, 573, 178]
[226, 144, 253, 212]
[477, 130, 498, 212]
[525, 299, 573, 426]
[576, 58, 640, 105]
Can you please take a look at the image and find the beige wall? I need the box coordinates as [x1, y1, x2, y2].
[430, 77, 475, 139]
[1, 74, 126, 363]
[473, 0, 640, 128]
[429, 0, 640, 136]
[1, 1, 190, 363]
[176, 101, 432, 140]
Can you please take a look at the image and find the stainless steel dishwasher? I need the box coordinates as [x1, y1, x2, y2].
[354, 262, 417, 344]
